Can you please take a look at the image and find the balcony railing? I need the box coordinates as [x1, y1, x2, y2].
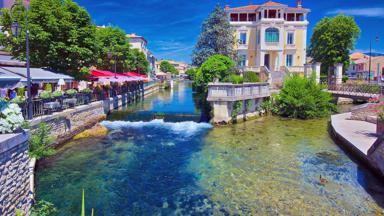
[207, 82, 270, 102]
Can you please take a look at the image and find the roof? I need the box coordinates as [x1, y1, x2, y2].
[127, 33, 148, 44]
[0, 53, 26, 67]
[1, 67, 74, 84]
[350, 52, 367, 60]
[226, 1, 308, 12]
[261, 1, 287, 7]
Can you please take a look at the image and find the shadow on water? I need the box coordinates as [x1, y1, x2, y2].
[329, 124, 384, 209]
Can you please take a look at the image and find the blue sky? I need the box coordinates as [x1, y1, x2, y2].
[74, 0, 384, 63]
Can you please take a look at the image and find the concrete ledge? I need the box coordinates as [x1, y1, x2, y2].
[0, 132, 29, 154]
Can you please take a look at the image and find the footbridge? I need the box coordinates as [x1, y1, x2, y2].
[326, 84, 382, 101]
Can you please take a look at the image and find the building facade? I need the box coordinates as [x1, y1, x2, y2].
[127, 33, 157, 76]
[2, 0, 29, 8]
[225, 0, 310, 73]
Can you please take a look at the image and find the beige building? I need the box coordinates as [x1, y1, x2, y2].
[225, 0, 310, 73]
[127, 33, 157, 76]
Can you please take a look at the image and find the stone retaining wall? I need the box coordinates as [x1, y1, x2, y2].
[0, 132, 33, 216]
[368, 138, 384, 178]
[30, 101, 106, 147]
[350, 103, 378, 124]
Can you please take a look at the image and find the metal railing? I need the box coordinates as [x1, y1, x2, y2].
[327, 84, 382, 99]
[19, 81, 147, 119]
[207, 82, 270, 102]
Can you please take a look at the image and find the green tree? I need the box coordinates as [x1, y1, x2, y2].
[127, 48, 149, 74]
[29, 122, 55, 160]
[95, 26, 131, 72]
[160, 61, 179, 75]
[192, 4, 236, 67]
[309, 15, 360, 75]
[186, 68, 196, 79]
[0, 0, 97, 78]
[274, 74, 336, 119]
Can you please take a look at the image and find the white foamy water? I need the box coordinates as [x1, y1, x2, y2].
[101, 119, 213, 137]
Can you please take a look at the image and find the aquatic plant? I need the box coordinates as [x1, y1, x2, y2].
[30, 200, 57, 216]
[29, 123, 56, 160]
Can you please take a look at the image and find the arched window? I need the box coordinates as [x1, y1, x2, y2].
[265, 28, 279, 43]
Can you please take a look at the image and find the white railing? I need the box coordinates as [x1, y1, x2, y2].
[207, 82, 270, 102]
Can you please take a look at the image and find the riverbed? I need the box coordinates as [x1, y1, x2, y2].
[36, 81, 384, 215]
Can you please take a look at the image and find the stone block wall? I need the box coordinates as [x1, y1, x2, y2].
[30, 101, 106, 146]
[0, 132, 33, 216]
[350, 103, 378, 124]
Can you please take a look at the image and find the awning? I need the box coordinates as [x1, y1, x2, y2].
[123, 72, 148, 78]
[1, 67, 74, 84]
[90, 70, 143, 82]
[0, 68, 23, 89]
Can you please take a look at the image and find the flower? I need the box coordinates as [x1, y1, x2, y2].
[0, 103, 24, 134]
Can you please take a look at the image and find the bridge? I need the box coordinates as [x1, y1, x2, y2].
[326, 84, 382, 101]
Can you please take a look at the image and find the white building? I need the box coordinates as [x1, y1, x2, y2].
[127, 33, 157, 75]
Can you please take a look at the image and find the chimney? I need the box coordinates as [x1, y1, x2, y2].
[224, 5, 230, 11]
[297, 0, 302, 8]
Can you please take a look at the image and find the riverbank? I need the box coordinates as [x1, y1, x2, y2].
[330, 112, 384, 178]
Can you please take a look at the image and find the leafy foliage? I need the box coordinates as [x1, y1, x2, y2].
[243, 71, 260, 83]
[31, 200, 58, 216]
[29, 122, 55, 160]
[309, 15, 360, 73]
[274, 74, 336, 119]
[192, 4, 236, 67]
[39, 91, 52, 99]
[127, 48, 149, 74]
[0, 0, 97, 76]
[160, 61, 179, 75]
[198, 54, 235, 89]
[52, 90, 63, 98]
[229, 74, 243, 84]
[232, 101, 243, 119]
[186, 68, 196, 79]
[65, 89, 77, 96]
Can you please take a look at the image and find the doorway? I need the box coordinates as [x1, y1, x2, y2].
[264, 54, 270, 70]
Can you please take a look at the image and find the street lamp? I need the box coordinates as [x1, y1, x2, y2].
[107, 49, 117, 79]
[10, 3, 32, 120]
[368, 35, 379, 83]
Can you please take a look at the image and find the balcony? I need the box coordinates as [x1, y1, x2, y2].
[207, 82, 270, 102]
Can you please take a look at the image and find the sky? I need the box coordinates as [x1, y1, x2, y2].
[72, 0, 384, 63]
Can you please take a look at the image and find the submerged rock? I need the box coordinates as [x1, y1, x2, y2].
[73, 124, 108, 140]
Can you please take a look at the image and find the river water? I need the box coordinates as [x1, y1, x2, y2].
[36, 81, 384, 215]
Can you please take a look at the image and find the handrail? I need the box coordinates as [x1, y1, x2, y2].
[207, 82, 270, 102]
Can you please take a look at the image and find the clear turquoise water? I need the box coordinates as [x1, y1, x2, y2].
[36, 81, 384, 215]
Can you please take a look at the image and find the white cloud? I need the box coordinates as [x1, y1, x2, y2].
[327, 8, 384, 18]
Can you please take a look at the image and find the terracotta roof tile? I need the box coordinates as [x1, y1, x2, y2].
[230, 5, 260, 11]
[261, 1, 287, 7]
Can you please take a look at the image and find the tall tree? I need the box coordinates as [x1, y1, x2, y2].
[160, 61, 179, 75]
[95, 26, 131, 72]
[0, 0, 96, 77]
[192, 4, 236, 67]
[127, 48, 149, 74]
[309, 15, 360, 75]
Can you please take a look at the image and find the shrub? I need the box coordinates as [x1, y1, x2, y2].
[66, 89, 77, 96]
[275, 74, 336, 119]
[39, 91, 52, 99]
[230, 75, 244, 84]
[232, 101, 243, 119]
[0, 103, 24, 134]
[52, 91, 63, 98]
[244, 71, 260, 83]
[342, 75, 349, 83]
[29, 123, 56, 160]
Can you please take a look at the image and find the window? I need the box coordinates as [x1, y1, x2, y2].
[287, 32, 294, 45]
[248, 13, 256, 21]
[239, 33, 247, 45]
[257, 30, 261, 45]
[239, 55, 247, 67]
[265, 28, 279, 43]
[286, 55, 293, 67]
[239, 13, 247, 21]
[230, 13, 239, 22]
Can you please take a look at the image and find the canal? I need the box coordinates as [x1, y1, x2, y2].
[36, 81, 384, 215]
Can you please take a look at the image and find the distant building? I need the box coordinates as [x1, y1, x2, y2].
[156, 60, 189, 75]
[127, 33, 157, 76]
[225, 0, 310, 73]
[2, 0, 29, 8]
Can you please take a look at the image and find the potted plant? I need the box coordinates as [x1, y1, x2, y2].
[52, 90, 63, 99]
[66, 89, 77, 98]
[0, 103, 25, 134]
[39, 91, 53, 102]
[81, 88, 92, 104]
[378, 111, 384, 135]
